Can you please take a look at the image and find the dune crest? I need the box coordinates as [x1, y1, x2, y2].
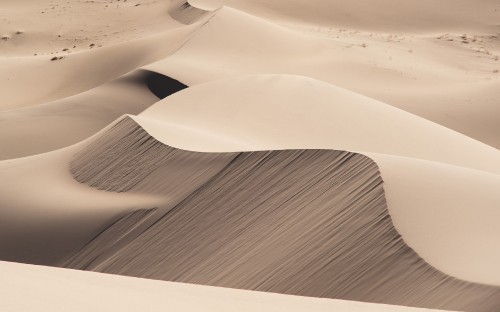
[60, 115, 500, 311]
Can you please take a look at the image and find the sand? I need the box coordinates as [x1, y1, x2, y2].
[1, 0, 499, 311]
[0, 260, 450, 312]
[60, 116, 500, 311]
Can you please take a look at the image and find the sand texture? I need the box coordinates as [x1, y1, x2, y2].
[1, 0, 499, 311]
[62, 116, 500, 312]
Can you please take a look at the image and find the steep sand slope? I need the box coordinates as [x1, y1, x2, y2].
[0, 128, 167, 265]
[136, 74, 500, 286]
[0, 261, 449, 312]
[148, 6, 500, 147]
[0, 70, 186, 160]
[140, 74, 500, 173]
[61, 116, 500, 311]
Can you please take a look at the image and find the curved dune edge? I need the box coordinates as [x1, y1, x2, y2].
[1, 261, 449, 312]
[64, 116, 500, 312]
[146, 6, 500, 148]
[0, 26, 197, 111]
[131, 74, 500, 285]
[0, 70, 187, 161]
[138, 74, 500, 175]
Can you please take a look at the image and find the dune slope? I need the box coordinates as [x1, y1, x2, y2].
[60, 116, 500, 312]
[0, 70, 186, 160]
[134, 74, 500, 286]
[1, 1, 499, 311]
[149, 6, 500, 148]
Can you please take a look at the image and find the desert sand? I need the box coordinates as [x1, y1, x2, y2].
[1, 0, 499, 311]
[1, 260, 450, 312]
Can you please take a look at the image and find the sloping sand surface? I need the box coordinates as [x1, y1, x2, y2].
[148, 6, 500, 147]
[140, 74, 500, 173]
[59, 116, 499, 311]
[0, 136, 165, 265]
[0, 0, 206, 110]
[0, 261, 449, 312]
[134, 75, 500, 285]
[188, 0, 500, 33]
[0, 70, 186, 160]
[1, 0, 500, 311]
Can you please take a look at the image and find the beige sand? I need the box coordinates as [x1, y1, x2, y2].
[136, 74, 500, 285]
[0, 261, 449, 312]
[0, 70, 186, 160]
[1, 0, 500, 311]
[60, 116, 500, 311]
[148, 5, 500, 148]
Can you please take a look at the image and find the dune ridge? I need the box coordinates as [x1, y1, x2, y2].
[0, 70, 186, 160]
[133, 74, 500, 285]
[63, 116, 500, 312]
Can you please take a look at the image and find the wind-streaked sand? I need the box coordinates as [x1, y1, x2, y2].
[61, 116, 499, 311]
[1, 0, 499, 311]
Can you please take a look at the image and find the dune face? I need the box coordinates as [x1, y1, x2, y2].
[2, 0, 500, 311]
[134, 74, 500, 286]
[60, 116, 500, 311]
[0, 70, 186, 160]
[151, 5, 500, 148]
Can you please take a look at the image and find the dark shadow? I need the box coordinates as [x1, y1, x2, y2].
[145, 71, 188, 99]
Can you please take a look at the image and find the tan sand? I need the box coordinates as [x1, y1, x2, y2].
[60, 116, 500, 311]
[135, 74, 500, 285]
[1, 0, 499, 311]
[147, 5, 500, 148]
[0, 261, 450, 312]
[0, 70, 186, 160]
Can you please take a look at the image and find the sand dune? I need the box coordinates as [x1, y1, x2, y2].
[148, 5, 500, 147]
[188, 0, 500, 33]
[0, 261, 450, 312]
[1, 0, 499, 311]
[0, 0, 204, 110]
[139, 74, 500, 173]
[134, 74, 500, 285]
[57, 115, 500, 311]
[0, 70, 186, 160]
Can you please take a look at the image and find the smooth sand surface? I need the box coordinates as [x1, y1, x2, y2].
[0, 70, 186, 160]
[1, 0, 499, 311]
[0, 261, 449, 312]
[148, 5, 500, 148]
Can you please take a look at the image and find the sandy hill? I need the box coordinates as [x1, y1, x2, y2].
[0, 0, 499, 311]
